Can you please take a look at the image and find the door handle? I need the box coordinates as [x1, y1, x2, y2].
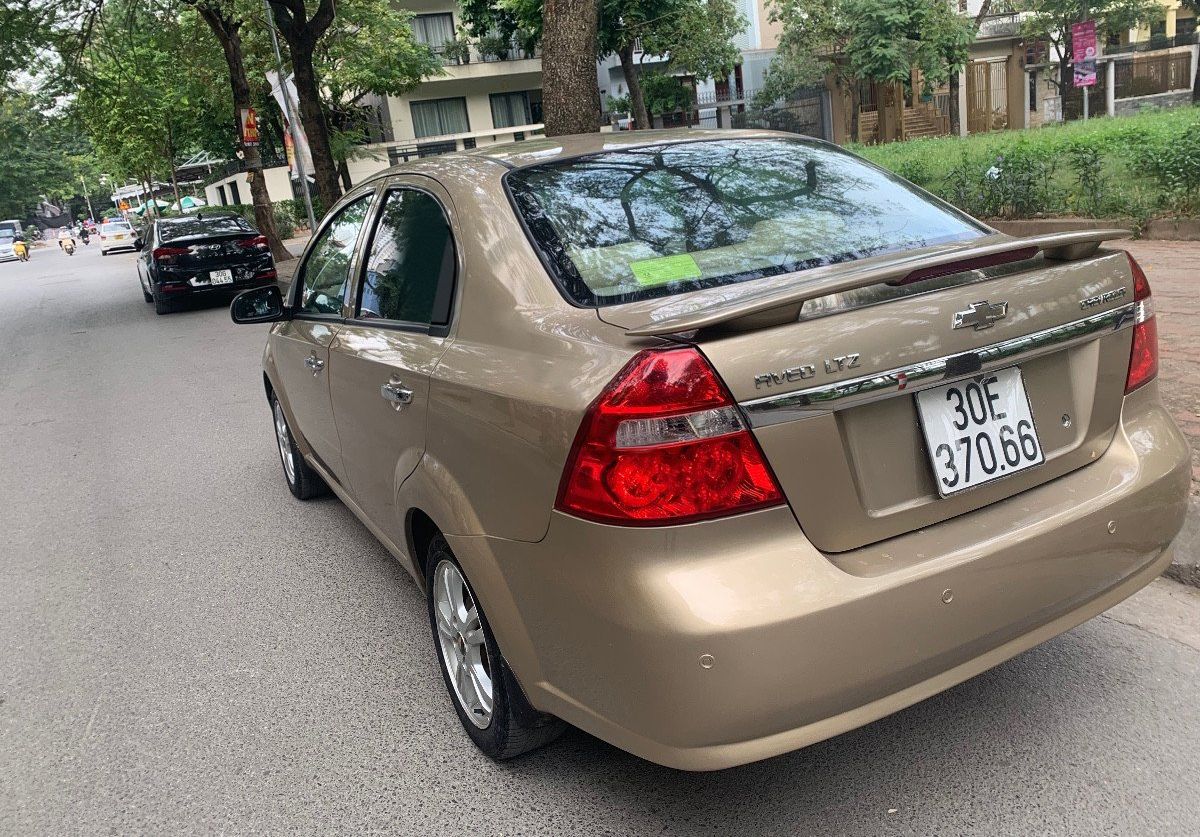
[381, 381, 414, 408]
[304, 354, 325, 375]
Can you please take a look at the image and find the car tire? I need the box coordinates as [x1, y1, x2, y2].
[425, 536, 566, 760]
[152, 290, 175, 315]
[271, 395, 327, 500]
[141, 282, 154, 303]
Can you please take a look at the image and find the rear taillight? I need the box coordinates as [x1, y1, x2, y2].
[1124, 252, 1158, 394]
[556, 347, 784, 525]
[153, 246, 189, 264]
[238, 235, 269, 251]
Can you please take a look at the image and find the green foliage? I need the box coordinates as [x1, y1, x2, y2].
[854, 105, 1200, 223]
[74, 0, 230, 184]
[760, 0, 971, 104]
[315, 0, 441, 160]
[0, 88, 100, 218]
[218, 201, 299, 236]
[640, 72, 691, 115]
[605, 94, 631, 114]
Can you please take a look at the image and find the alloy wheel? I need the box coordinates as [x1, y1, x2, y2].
[273, 400, 296, 485]
[433, 559, 494, 728]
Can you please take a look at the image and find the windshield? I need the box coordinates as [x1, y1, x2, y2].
[506, 138, 986, 306]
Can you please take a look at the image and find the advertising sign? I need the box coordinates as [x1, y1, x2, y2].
[240, 107, 260, 146]
[267, 71, 314, 179]
[1072, 20, 1098, 87]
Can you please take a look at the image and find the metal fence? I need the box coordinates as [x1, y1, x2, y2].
[1106, 31, 1198, 55]
[729, 93, 825, 139]
[1113, 52, 1194, 98]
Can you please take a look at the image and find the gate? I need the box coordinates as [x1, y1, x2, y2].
[967, 59, 1008, 133]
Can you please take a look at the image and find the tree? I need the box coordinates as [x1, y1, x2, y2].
[184, 0, 291, 261]
[540, 0, 603, 135]
[75, 0, 229, 212]
[1021, 0, 1155, 94]
[266, 0, 341, 210]
[0, 88, 88, 218]
[314, 0, 440, 190]
[490, 0, 743, 131]
[760, 0, 973, 141]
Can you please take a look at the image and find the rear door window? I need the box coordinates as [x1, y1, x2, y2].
[506, 137, 985, 306]
[356, 189, 455, 327]
[296, 195, 373, 316]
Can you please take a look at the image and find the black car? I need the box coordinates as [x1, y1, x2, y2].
[137, 214, 277, 314]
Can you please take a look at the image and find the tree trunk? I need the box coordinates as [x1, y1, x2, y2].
[194, 4, 292, 263]
[166, 127, 183, 210]
[338, 158, 352, 191]
[618, 44, 649, 129]
[1193, 50, 1200, 103]
[949, 72, 961, 135]
[288, 43, 342, 211]
[541, 0, 601, 136]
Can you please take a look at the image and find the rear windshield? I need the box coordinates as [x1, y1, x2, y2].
[101, 223, 131, 234]
[506, 138, 986, 306]
[159, 215, 252, 242]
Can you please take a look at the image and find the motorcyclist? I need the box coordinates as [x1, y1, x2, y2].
[80, 225, 90, 245]
[13, 238, 29, 261]
[57, 228, 75, 250]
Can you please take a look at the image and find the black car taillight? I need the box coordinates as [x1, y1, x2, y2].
[237, 235, 269, 252]
[153, 246, 189, 264]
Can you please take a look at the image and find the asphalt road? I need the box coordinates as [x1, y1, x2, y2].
[2, 242, 1199, 836]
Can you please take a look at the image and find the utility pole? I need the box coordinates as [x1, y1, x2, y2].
[262, 0, 317, 233]
[1082, 0, 1090, 120]
[79, 176, 96, 223]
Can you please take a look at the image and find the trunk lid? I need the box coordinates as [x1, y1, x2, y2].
[598, 233, 1138, 552]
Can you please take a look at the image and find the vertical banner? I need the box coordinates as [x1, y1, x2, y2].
[1072, 20, 1098, 87]
[266, 71, 314, 179]
[240, 107, 260, 146]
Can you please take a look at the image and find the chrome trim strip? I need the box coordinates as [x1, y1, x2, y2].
[741, 303, 1136, 427]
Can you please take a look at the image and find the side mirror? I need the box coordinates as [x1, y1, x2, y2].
[231, 285, 287, 324]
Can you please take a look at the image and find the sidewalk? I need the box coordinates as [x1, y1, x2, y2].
[1123, 241, 1200, 586]
[275, 234, 310, 287]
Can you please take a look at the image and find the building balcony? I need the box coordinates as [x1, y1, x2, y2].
[425, 39, 542, 82]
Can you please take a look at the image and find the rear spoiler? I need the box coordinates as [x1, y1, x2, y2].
[623, 229, 1131, 337]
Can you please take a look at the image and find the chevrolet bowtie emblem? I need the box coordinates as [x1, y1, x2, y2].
[953, 300, 1008, 331]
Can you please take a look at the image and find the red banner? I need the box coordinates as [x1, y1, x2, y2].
[240, 107, 260, 146]
[1072, 20, 1098, 87]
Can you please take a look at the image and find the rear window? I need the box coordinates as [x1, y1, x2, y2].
[506, 138, 985, 306]
[100, 223, 131, 234]
[159, 215, 252, 242]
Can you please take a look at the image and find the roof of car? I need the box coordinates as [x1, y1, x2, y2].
[360, 128, 809, 189]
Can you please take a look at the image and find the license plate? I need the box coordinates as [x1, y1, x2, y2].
[114, 234, 126, 240]
[210, 269, 233, 285]
[916, 367, 1044, 496]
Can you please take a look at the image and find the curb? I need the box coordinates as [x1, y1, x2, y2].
[1166, 497, 1200, 589]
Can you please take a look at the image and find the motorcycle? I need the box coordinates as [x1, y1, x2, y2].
[13, 240, 29, 261]
[80, 228, 90, 245]
[63, 238, 75, 256]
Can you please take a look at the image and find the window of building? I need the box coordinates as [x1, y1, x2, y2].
[217, 185, 227, 206]
[229, 181, 241, 204]
[1178, 17, 1197, 37]
[490, 91, 530, 128]
[413, 13, 455, 50]
[1029, 71, 1038, 111]
[358, 189, 455, 326]
[490, 90, 543, 128]
[410, 97, 469, 139]
[1150, 19, 1167, 37]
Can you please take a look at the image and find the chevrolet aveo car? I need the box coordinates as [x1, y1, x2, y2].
[231, 130, 1189, 771]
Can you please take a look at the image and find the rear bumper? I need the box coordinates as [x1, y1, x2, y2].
[158, 275, 276, 296]
[448, 383, 1189, 770]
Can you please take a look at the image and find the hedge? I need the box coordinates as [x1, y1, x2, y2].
[852, 104, 1200, 224]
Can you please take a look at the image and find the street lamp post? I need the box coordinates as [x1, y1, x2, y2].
[262, 0, 317, 232]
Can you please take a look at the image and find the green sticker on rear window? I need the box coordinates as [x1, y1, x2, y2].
[629, 253, 702, 286]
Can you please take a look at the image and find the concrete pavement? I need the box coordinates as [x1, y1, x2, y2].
[1, 241, 1198, 835]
